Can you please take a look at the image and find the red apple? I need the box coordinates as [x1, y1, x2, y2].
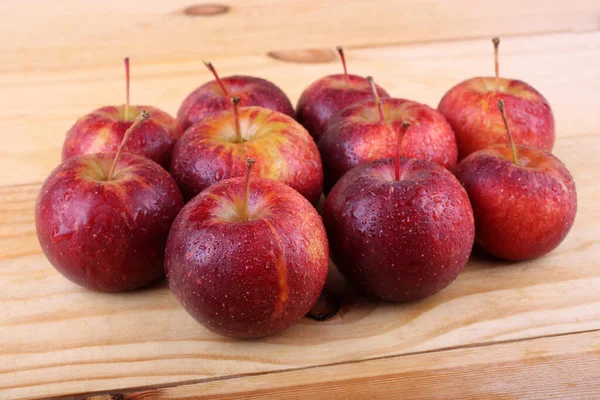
[37, 112, 184, 291]
[62, 58, 183, 168]
[296, 47, 389, 141]
[165, 159, 329, 338]
[455, 99, 576, 261]
[323, 122, 474, 302]
[177, 61, 294, 130]
[319, 76, 458, 192]
[171, 97, 323, 204]
[438, 37, 554, 160]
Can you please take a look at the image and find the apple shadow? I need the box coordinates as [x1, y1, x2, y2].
[466, 246, 521, 269]
[304, 259, 379, 323]
[304, 246, 525, 325]
[95, 276, 169, 297]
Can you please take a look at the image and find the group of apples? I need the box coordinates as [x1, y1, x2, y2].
[36, 39, 577, 338]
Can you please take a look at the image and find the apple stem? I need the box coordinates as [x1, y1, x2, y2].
[366, 76, 385, 122]
[395, 120, 411, 181]
[492, 37, 500, 93]
[124, 57, 130, 120]
[497, 99, 518, 165]
[106, 110, 149, 181]
[336, 46, 349, 87]
[231, 96, 243, 143]
[203, 61, 230, 97]
[242, 158, 255, 222]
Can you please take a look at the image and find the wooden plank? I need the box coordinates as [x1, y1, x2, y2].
[0, 0, 598, 72]
[1, 133, 599, 399]
[0, 31, 599, 186]
[117, 329, 600, 400]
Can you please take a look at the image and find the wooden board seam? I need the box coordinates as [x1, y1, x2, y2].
[73, 327, 600, 400]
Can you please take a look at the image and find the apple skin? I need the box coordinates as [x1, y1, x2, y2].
[177, 75, 294, 131]
[455, 144, 577, 261]
[324, 158, 474, 302]
[165, 177, 329, 338]
[296, 74, 389, 141]
[319, 98, 458, 192]
[170, 106, 323, 204]
[438, 77, 554, 160]
[36, 153, 184, 291]
[62, 105, 183, 169]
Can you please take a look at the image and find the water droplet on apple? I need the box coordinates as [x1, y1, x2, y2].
[63, 191, 74, 202]
[289, 242, 298, 253]
[214, 169, 224, 181]
[52, 224, 75, 242]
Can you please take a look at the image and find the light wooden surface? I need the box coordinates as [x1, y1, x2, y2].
[1, 1, 600, 399]
[115, 330, 600, 400]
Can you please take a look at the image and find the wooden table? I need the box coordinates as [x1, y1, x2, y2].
[2, 1, 600, 398]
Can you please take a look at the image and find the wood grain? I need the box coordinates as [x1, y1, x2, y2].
[0, 0, 598, 71]
[1, 134, 599, 399]
[117, 329, 600, 399]
[2, 1, 600, 398]
[1, 31, 599, 186]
